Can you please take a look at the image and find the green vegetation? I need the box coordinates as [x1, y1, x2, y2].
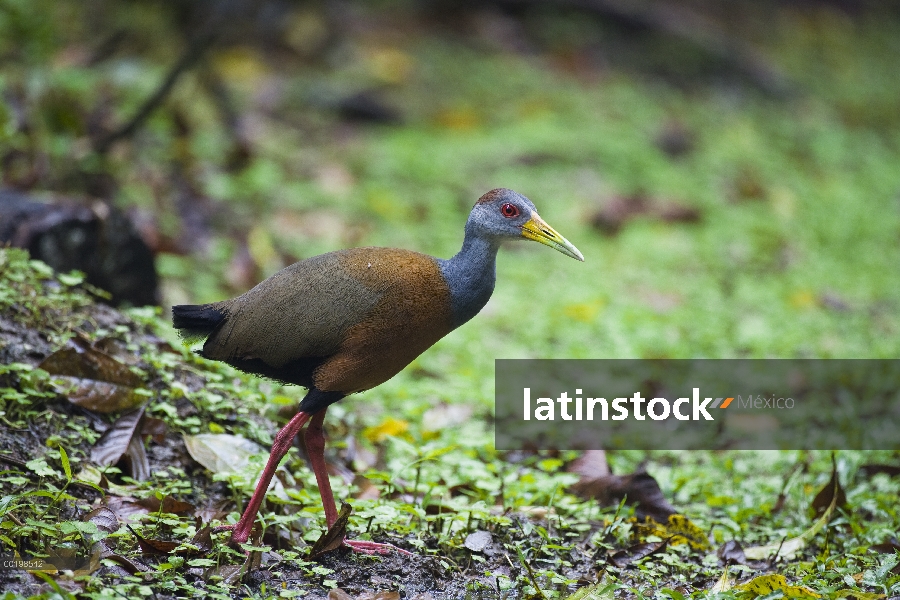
[1, 1, 899, 598]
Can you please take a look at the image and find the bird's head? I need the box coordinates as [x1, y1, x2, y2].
[468, 188, 584, 261]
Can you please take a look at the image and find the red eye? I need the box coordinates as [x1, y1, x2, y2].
[500, 203, 520, 218]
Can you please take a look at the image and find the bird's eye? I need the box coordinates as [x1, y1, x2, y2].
[500, 203, 520, 218]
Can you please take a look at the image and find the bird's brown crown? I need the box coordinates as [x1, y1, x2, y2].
[475, 188, 510, 205]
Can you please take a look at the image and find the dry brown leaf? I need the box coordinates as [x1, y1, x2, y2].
[310, 502, 351, 559]
[104, 496, 152, 521]
[870, 538, 900, 553]
[191, 525, 213, 554]
[811, 454, 848, 517]
[124, 431, 150, 481]
[135, 495, 196, 515]
[571, 472, 675, 523]
[91, 405, 146, 468]
[83, 506, 120, 534]
[127, 525, 179, 555]
[608, 538, 669, 568]
[140, 416, 168, 444]
[51, 376, 146, 413]
[39, 342, 142, 387]
[859, 464, 900, 478]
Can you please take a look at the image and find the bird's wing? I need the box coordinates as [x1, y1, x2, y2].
[202, 249, 387, 367]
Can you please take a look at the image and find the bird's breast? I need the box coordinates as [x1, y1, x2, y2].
[312, 248, 455, 393]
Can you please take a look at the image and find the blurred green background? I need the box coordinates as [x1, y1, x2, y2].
[2, 0, 898, 366]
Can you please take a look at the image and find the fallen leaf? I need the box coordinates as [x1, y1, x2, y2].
[92, 337, 143, 366]
[732, 167, 767, 202]
[191, 525, 213, 554]
[39, 342, 142, 387]
[608, 539, 669, 568]
[127, 525, 179, 554]
[634, 514, 710, 551]
[83, 506, 120, 534]
[140, 417, 168, 444]
[571, 472, 675, 523]
[135, 495, 196, 515]
[718, 540, 746, 565]
[183, 433, 266, 474]
[123, 430, 150, 481]
[589, 195, 651, 235]
[50, 376, 146, 413]
[716, 540, 769, 570]
[811, 454, 848, 517]
[870, 538, 900, 553]
[859, 464, 900, 478]
[91, 405, 146, 468]
[335, 90, 402, 124]
[734, 574, 820, 598]
[363, 417, 409, 443]
[588, 194, 701, 236]
[656, 202, 701, 224]
[744, 469, 840, 561]
[310, 502, 351, 559]
[656, 120, 695, 158]
[709, 567, 733, 592]
[434, 107, 480, 130]
[105, 496, 152, 521]
[99, 553, 150, 576]
[208, 564, 243, 585]
[357, 593, 401, 600]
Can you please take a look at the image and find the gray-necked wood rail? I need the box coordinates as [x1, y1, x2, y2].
[172, 188, 583, 553]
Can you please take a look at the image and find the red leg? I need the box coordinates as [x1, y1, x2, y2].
[220, 404, 411, 556]
[304, 409, 412, 556]
[303, 408, 339, 527]
[224, 410, 312, 544]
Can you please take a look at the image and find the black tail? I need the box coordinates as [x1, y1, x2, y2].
[172, 304, 226, 345]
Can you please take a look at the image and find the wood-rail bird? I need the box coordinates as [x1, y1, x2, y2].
[172, 188, 583, 554]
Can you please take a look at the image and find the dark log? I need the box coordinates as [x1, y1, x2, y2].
[0, 189, 159, 307]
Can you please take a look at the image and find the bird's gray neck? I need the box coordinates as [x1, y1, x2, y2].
[438, 227, 500, 329]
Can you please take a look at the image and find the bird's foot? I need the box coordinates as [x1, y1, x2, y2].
[215, 523, 411, 557]
[211, 523, 254, 547]
[343, 539, 414, 556]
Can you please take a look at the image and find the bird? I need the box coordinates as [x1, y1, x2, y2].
[172, 188, 583, 554]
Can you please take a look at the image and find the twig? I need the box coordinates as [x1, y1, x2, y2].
[94, 28, 218, 153]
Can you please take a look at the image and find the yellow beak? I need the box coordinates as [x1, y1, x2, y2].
[520, 212, 584, 261]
